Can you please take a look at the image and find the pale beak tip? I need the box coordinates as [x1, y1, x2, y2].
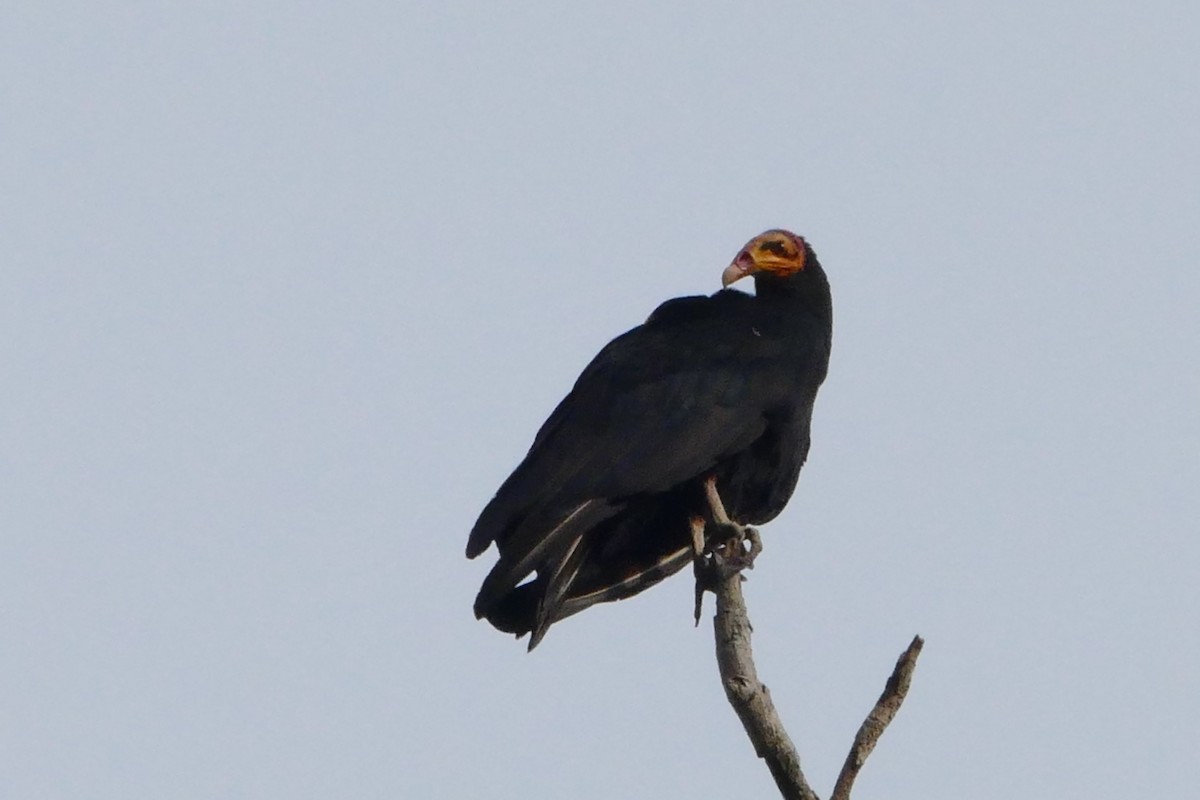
[721, 262, 749, 288]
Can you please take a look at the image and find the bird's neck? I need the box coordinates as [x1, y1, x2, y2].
[753, 270, 833, 328]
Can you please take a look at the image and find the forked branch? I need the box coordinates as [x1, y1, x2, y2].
[710, 566, 923, 799]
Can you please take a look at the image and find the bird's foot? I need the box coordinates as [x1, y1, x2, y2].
[691, 516, 762, 625]
[710, 522, 762, 575]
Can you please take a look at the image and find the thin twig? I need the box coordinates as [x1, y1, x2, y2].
[829, 636, 924, 800]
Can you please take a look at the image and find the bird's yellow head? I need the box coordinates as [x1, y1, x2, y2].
[722, 229, 808, 287]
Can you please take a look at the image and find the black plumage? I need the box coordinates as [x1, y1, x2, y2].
[467, 230, 832, 648]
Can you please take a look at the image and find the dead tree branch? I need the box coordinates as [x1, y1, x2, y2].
[829, 635, 924, 800]
[713, 569, 819, 800]
[711, 567, 923, 799]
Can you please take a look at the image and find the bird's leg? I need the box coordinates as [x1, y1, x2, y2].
[692, 476, 762, 624]
[703, 474, 733, 525]
[702, 475, 761, 572]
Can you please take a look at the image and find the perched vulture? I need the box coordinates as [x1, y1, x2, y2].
[467, 229, 832, 648]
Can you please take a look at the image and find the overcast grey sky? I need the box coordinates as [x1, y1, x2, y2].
[3, 2, 1198, 798]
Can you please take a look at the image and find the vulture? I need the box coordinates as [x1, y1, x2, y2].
[467, 229, 832, 648]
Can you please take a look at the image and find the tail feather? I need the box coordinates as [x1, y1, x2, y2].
[529, 533, 592, 649]
[474, 542, 693, 650]
[478, 581, 539, 637]
[472, 499, 617, 621]
[472, 490, 700, 649]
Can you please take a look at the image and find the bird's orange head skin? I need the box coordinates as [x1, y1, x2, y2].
[722, 229, 808, 287]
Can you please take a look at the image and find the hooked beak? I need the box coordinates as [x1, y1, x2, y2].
[721, 251, 755, 287]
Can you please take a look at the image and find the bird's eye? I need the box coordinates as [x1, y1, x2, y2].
[759, 240, 791, 257]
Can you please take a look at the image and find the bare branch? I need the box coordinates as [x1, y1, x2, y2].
[711, 561, 923, 799]
[713, 569, 819, 800]
[829, 636, 924, 800]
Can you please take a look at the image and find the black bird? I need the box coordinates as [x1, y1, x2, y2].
[467, 230, 832, 648]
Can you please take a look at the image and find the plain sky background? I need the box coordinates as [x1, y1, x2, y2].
[3, 2, 1198, 798]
